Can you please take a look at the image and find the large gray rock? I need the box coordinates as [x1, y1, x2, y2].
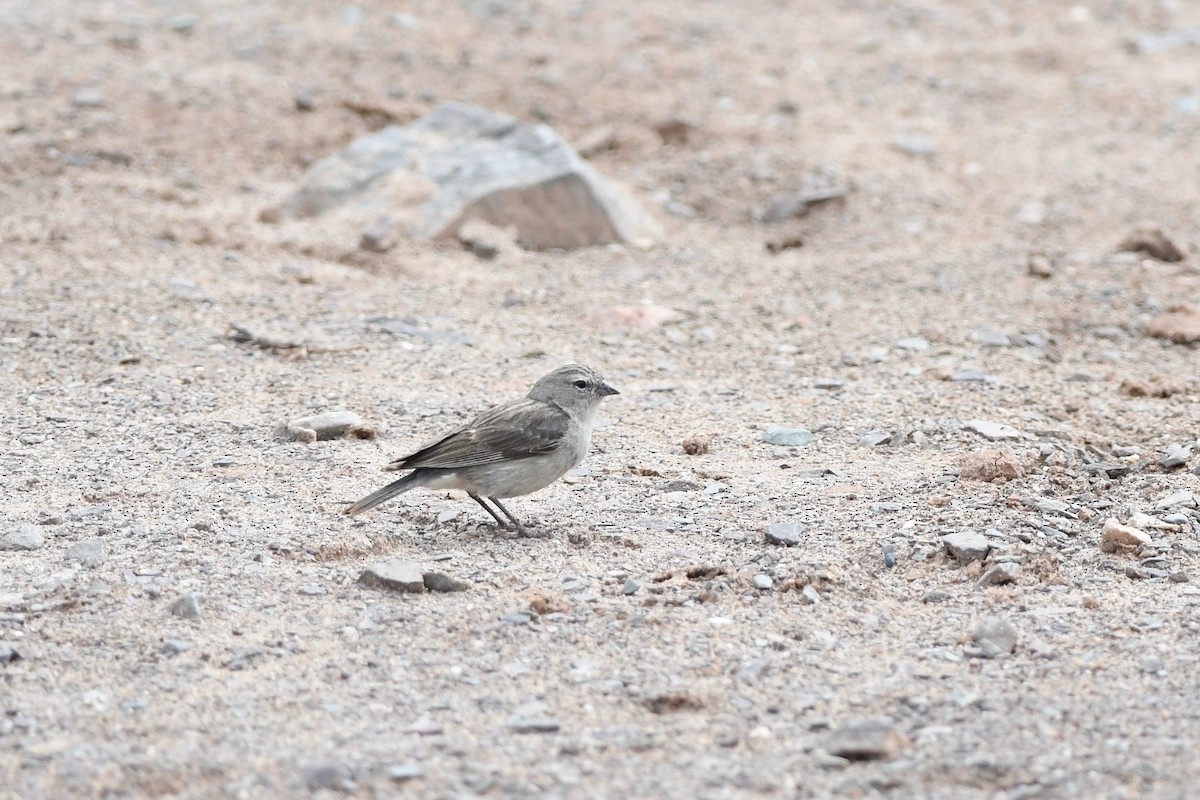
[283, 102, 660, 250]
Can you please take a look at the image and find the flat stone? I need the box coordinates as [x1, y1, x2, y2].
[764, 522, 806, 547]
[284, 410, 363, 441]
[1, 524, 45, 551]
[1156, 490, 1196, 510]
[762, 426, 813, 447]
[963, 420, 1024, 441]
[826, 719, 909, 761]
[753, 574, 774, 590]
[942, 531, 991, 564]
[359, 560, 426, 593]
[64, 538, 105, 567]
[1099, 518, 1152, 553]
[1024, 497, 1071, 516]
[168, 593, 203, 619]
[281, 102, 660, 250]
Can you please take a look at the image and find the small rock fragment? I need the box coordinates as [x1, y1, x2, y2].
[643, 692, 704, 714]
[168, 593, 203, 619]
[621, 578, 640, 596]
[857, 430, 894, 448]
[1160, 442, 1196, 470]
[282, 411, 363, 442]
[753, 574, 774, 590]
[389, 763, 426, 782]
[359, 215, 399, 252]
[1099, 518, 1152, 553]
[422, 571, 469, 593]
[1145, 306, 1200, 344]
[1027, 253, 1054, 278]
[894, 336, 929, 351]
[826, 719, 909, 761]
[1120, 376, 1186, 398]
[505, 716, 562, 734]
[976, 563, 1019, 587]
[963, 420, 1024, 441]
[762, 426, 813, 447]
[0, 642, 21, 663]
[1117, 225, 1184, 262]
[1156, 490, 1197, 509]
[958, 449, 1024, 482]
[71, 87, 108, 108]
[682, 434, 712, 455]
[589, 304, 681, 331]
[764, 522, 806, 547]
[302, 762, 350, 791]
[1, 524, 45, 551]
[972, 615, 1017, 657]
[653, 117, 696, 145]
[161, 639, 193, 655]
[64, 538, 106, 567]
[359, 560, 426, 593]
[1024, 497, 1071, 516]
[942, 531, 991, 564]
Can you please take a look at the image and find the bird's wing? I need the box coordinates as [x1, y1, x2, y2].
[385, 400, 569, 471]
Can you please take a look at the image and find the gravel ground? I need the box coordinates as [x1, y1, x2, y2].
[3, 1, 1200, 798]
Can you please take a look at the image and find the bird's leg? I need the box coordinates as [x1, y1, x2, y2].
[488, 497, 538, 538]
[469, 494, 512, 530]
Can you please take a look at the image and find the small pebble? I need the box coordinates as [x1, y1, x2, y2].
[161, 638, 193, 655]
[753, 574, 774, 590]
[168, 593, 203, 619]
[762, 426, 813, 447]
[1140, 654, 1165, 674]
[972, 615, 1017, 657]
[764, 522, 806, 546]
[622, 578, 640, 596]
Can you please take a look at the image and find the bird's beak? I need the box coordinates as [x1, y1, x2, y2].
[599, 381, 619, 397]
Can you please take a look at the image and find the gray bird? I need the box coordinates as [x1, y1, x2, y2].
[344, 364, 619, 535]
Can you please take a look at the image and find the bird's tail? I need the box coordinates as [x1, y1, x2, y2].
[344, 471, 424, 516]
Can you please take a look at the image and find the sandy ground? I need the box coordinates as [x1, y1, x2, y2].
[3, 1, 1200, 798]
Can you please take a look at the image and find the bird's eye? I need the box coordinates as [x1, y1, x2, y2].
[572, 379, 588, 389]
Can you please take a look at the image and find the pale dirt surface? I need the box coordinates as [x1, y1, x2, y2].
[3, 1, 1200, 798]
